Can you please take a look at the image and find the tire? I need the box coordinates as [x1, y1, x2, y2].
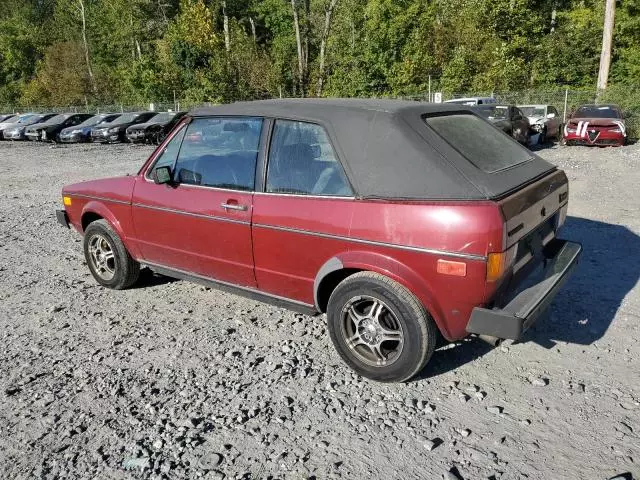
[326, 272, 437, 383]
[83, 219, 140, 290]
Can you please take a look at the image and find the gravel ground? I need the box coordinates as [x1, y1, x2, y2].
[0, 140, 638, 480]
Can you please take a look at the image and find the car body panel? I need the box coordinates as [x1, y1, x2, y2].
[59, 99, 578, 345]
[474, 105, 530, 144]
[91, 112, 158, 143]
[563, 104, 626, 146]
[131, 180, 256, 287]
[519, 104, 562, 140]
[59, 114, 122, 143]
[126, 112, 188, 144]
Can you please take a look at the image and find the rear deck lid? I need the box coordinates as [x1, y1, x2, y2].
[412, 111, 556, 199]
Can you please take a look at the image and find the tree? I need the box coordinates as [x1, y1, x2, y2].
[597, 0, 616, 95]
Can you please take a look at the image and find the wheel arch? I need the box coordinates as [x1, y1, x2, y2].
[314, 252, 450, 339]
[80, 201, 141, 259]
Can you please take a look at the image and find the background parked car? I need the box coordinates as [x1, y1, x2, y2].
[58, 113, 121, 143]
[563, 104, 626, 146]
[91, 111, 157, 143]
[474, 104, 530, 144]
[519, 104, 562, 144]
[2, 113, 57, 140]
[25, 113, 94, 142]
[126, 111, 187, 144]
[0, 113, 37, 139]
[444, 97, 496, 106]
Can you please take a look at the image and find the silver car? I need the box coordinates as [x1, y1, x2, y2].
[519, 105, 563, 144]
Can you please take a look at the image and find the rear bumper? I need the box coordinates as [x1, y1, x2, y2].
[56, 209, 70, 228]
[466, 239, 582, 340]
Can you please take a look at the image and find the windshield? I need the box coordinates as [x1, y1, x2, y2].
[77, 114, 119, 127]
[520, 106, 546, 117]
[15, 114, 36, 124]
[476, 105, 509, 120]
[111, 113, 140, 124]
[425, 113, 532, 173]
[446, 99, 479, 106]
[149, 113, 174, 123]
[42, 114, 68, 125]
[22, 115, 48, 125]
[574, 106, 621, 119]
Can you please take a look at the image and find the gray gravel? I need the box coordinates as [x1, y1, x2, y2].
[0, 141, 638, 479]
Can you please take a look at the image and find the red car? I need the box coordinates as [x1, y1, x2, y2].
[563, 104, 627, 146]
[56, 99, 581, 382]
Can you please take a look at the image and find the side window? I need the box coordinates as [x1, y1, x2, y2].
[173, 117, 262, 191]
[149, 124, 187, 175]
[266, 120, 352, 196]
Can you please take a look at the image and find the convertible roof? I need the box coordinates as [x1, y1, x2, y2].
[188, 99, 555, 200]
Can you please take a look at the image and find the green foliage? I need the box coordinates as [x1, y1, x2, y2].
[0, 0, 638, 107]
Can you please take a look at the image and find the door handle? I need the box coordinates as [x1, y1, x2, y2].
[221, 202, 248, 211]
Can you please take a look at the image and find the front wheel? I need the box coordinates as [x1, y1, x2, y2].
[326, 272, 437, 382]
[83, 219, 140, 290]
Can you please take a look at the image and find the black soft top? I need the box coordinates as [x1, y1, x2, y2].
[189, 99, 555, 200]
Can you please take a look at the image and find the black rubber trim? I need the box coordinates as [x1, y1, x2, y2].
[56, 209, 70, 228]
[466, 238, 582, 339]
[144, 261, 319, 316]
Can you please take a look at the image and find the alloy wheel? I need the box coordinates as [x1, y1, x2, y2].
[87, 234, 116, 281]
[340, 295, 404, 367]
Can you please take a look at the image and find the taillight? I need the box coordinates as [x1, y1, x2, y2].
[486, 245, 518, 282]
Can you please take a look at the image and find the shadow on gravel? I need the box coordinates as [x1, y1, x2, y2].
[521, 215, 640, 348]
[130, 268, 177, 289]
[411, 337, 494, 381]
[413, 215, 640, 380]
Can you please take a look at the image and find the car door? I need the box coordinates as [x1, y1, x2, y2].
[131, 116, 264, 288]
[251, 119, 356, 306]
[548, 106, 560, 135]
[511, 107, 528, 143]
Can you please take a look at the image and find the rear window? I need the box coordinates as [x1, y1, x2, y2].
[424, 113, 532, 173]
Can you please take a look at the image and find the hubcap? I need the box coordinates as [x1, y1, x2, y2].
[341, 296, 404, 367]
[88, 234, 116, 281]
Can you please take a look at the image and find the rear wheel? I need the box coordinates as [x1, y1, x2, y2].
[326, 272, 437, 382]
[83, 219, 140, 290]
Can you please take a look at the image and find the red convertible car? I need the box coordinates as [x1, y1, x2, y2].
[56, 99, 581, 382]
[563, 104, 627, 146]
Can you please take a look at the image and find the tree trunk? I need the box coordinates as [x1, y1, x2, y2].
[550, 1, 557, 32]
[222, 0, 230, 53]
[316, 0, 339, 97]
[303, 0, 310, 75]
[291, 0, 305, 96]
[77, 0, 96, 94]
[596, 0, 615, 96]
[249, 16, 257, 44]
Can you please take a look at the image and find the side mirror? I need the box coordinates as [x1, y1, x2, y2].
[152, 166, 172, 185]
[547, 113, 556, 119]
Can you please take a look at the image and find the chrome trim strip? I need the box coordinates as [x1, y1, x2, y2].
[253, 223, 487, 261]
[132, 202, 250, 226]
[68, 193, 130, 206]
[143, 260, 316, 310]
[253, 191, 356, 200]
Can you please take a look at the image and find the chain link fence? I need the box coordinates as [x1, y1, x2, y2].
[2, 86, 638, 137]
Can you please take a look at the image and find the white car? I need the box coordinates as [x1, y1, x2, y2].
[519, 105, 562, 143]
[444, 97, 497, 106]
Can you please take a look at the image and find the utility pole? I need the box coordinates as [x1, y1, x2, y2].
[596, 0, 616, 98]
